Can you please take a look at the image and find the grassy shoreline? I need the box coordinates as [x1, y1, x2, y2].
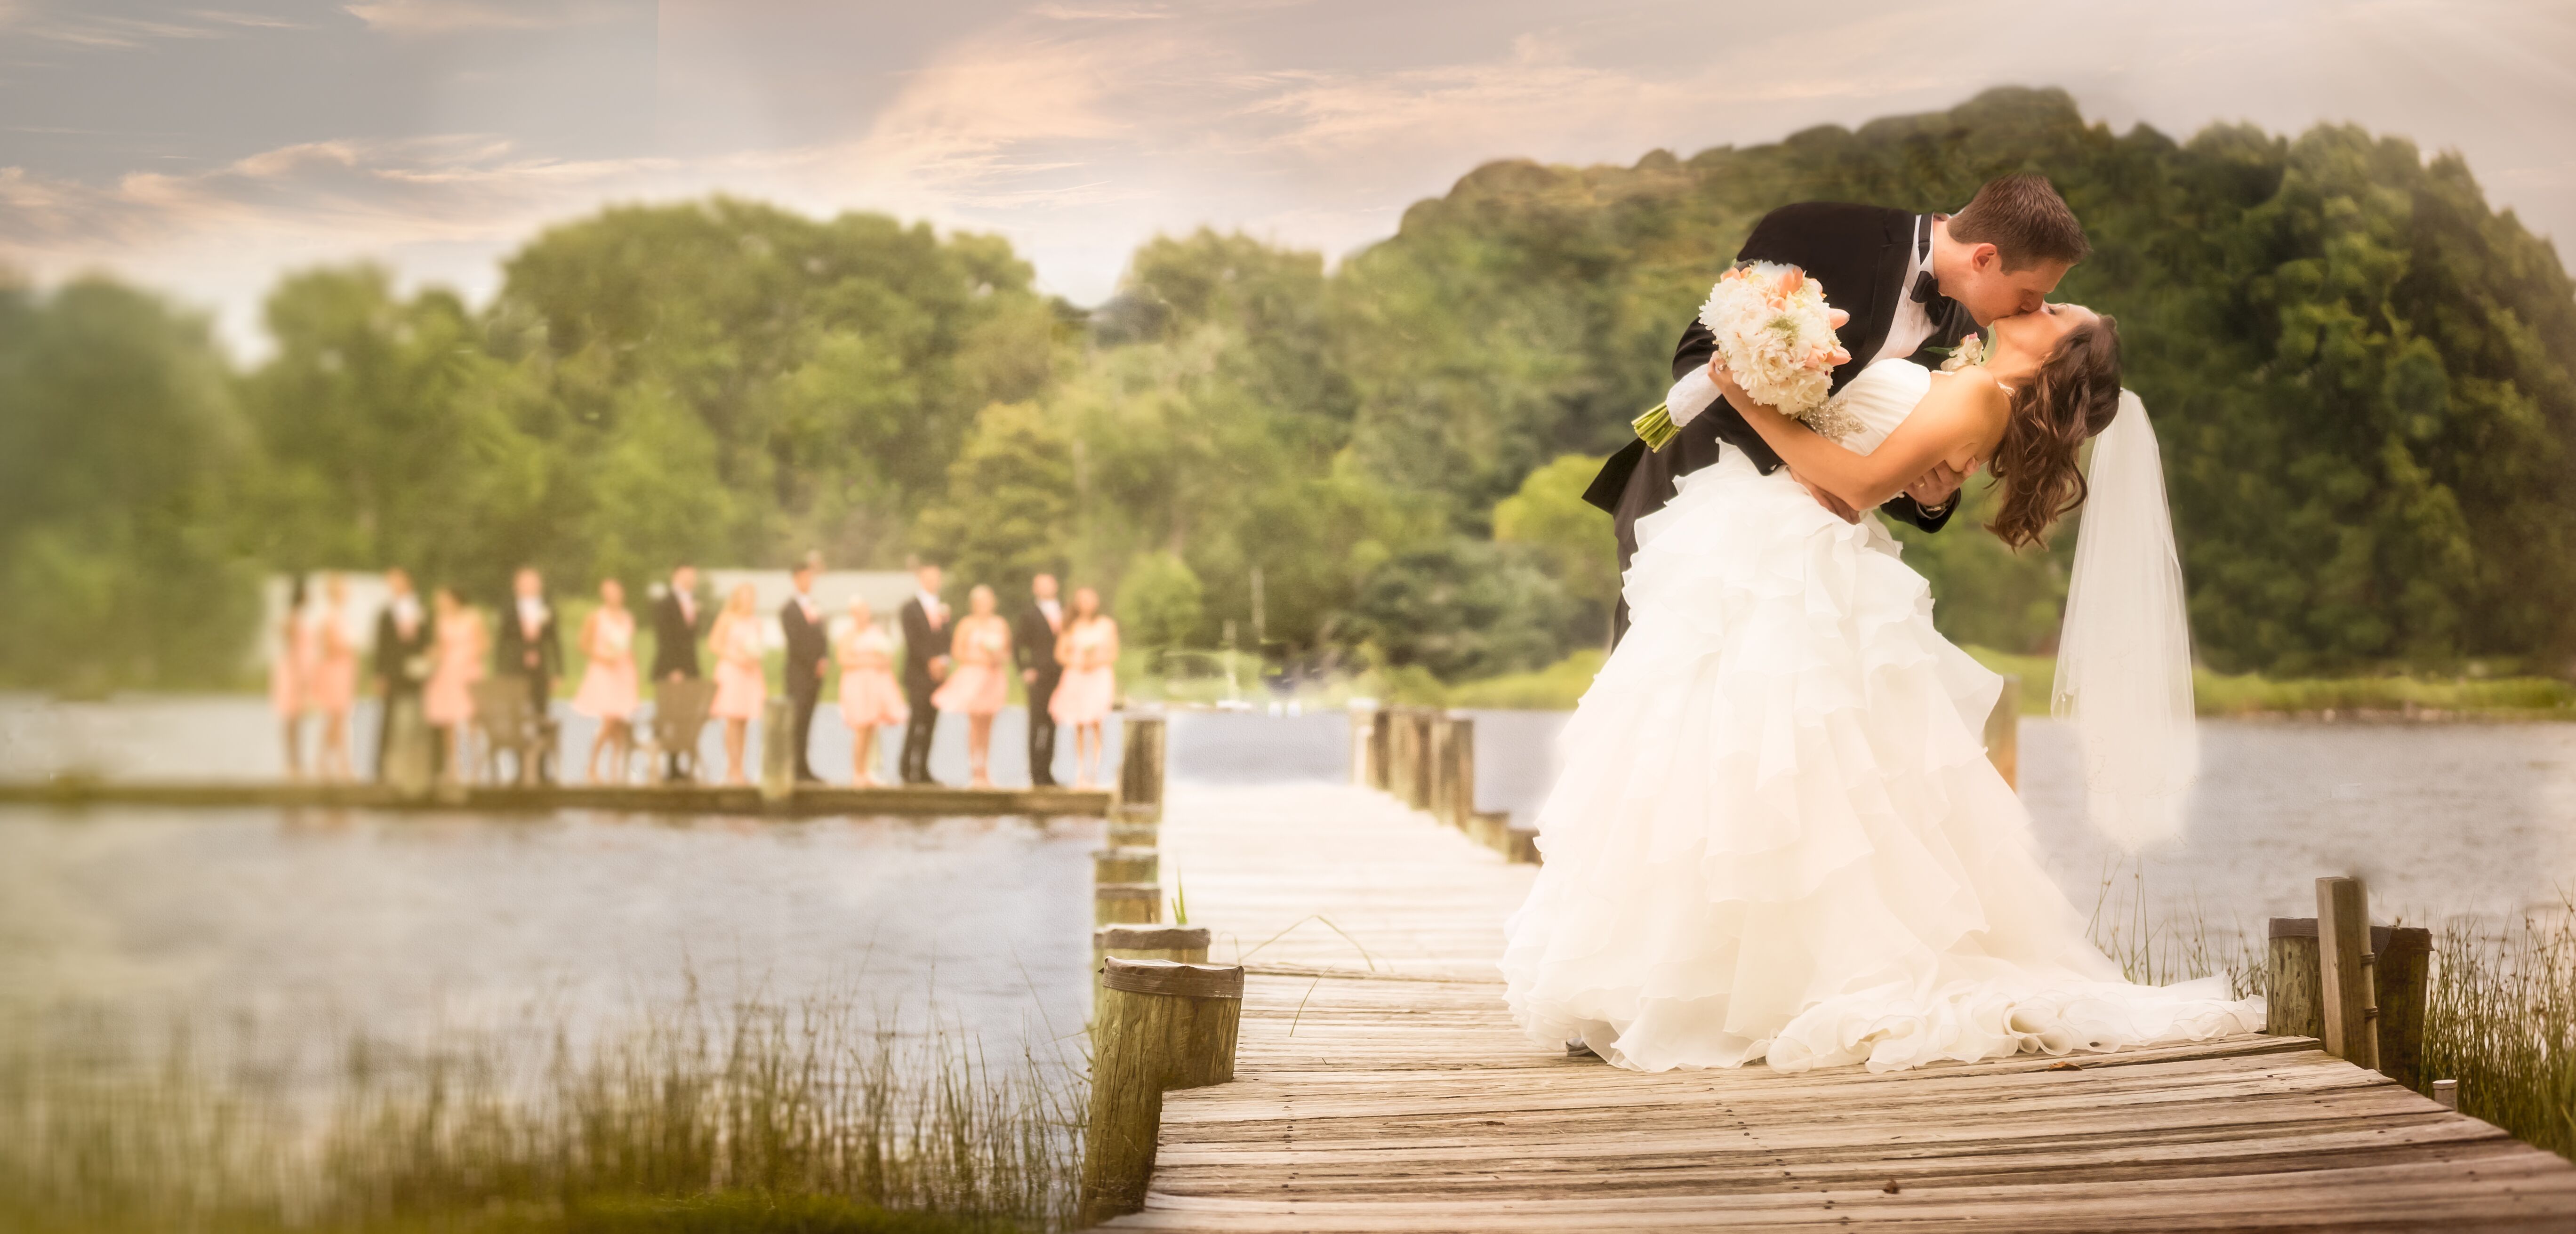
[1357, 645, 2576, 718]
[0, 994, 1085, 1234]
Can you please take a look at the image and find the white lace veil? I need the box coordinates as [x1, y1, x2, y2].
[2052, 389, 2198, 851]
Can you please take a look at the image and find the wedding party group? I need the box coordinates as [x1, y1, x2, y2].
[264, 558, 1123, 793]
[1500, 173, 2264, 1076]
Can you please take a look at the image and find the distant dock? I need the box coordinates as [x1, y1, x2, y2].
[0, 777, 1115, 817]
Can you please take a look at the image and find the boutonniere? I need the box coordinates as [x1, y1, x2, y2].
[1935, 331, 1987, 374]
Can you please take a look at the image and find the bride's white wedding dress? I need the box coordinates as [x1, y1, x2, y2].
[1501, 359, 2261, 1074]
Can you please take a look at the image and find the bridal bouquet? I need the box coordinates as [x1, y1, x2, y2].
[1633, 261, 1851, 449]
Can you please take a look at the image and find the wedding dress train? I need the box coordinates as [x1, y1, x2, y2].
[1499, 360, 2261, 1074]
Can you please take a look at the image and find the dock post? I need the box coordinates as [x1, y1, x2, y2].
[1117, 711, 1167, 823]
[2317, 876, 2381, 1068]
[383, 695, 435, 801]
[1092, 924, 1213, 1003]
[1096, 846, 1160, 886]
[1422, 716, 1442, 819]
[1382, 708, 1412, 804]
[1444, 711, 1477, 831]
[2265, 918, 2326, 1042]
[758, 697, 795, 804]
[1982, 674, 2020, 790]
[1080, 958, 1244, 1226]
[1096, 883, 1162, 925]
[2376, 925, 2433, 1090]
[1108, 814, 1160, 848]
[1348, 703, 1377, 787]
[1366, 705, 1392, 790]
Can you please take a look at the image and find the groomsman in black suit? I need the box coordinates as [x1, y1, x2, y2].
[651, 564, 706, 683]
[649, 563, 706, 780]
[897, 561, 951, 785]
[1583, 174, 2090, 641]
[369, 566, 432, 780]
[1014, 572, 1066, 787]
[494, 566, 561, 708]
[779, 557, 829, 784]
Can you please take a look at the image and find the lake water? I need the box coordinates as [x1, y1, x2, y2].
[6, 696, 2575, 1063]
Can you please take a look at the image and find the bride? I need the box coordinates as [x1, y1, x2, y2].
[1501, 303, 2263, 1074]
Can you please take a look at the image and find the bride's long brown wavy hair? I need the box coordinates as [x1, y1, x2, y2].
[1986, 315, 2125, 549]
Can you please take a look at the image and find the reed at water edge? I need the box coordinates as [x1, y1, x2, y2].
[0, 991, 1087, 1234]
[2085, 865, 2576, 1163]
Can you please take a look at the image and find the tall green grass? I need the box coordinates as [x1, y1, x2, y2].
[2423, 905, 2576, 1160]
[2081, 870, 2576, 1164]
[0, 994, 1084, 1234]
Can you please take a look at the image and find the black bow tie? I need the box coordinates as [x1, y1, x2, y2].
[1910, 268, 1941, 305]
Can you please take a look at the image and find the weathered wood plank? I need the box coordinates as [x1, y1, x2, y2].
[1089, 784, 2576, 1232]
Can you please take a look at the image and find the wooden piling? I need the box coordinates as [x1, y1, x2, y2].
[1094, 923, 1212, 978]
[1348, 704, 1380, 788]
[383, 695, 434, 801]
[758, 697, 794, 803]
[1096, 846, 1160, 886]
[1080, 958, 1244, 1226]
[1096, 882, 1162, 925]
[1432, 716, 1453, 829]
[1118, 712, 1168, 823]
[1108, 818, 1160, 848]
[1442, 712, 1477, 831]
[2317, 876, 2381, 1068]
[2267, 914, 2429, 1088]
[2376, 925, 2434, 1091]
[2266, 917, 2325, 1042]
[1385, 708, 1418, 806]
[1983, 674, 2021, 790]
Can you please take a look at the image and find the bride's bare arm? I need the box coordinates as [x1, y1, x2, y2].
[1719, 369, 2006, 511]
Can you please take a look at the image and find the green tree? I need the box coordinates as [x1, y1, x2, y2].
[1116, 552, 1206, 649]
[916, 401, 1076, 590]
[0, 276, 260, 691]
[1334, 539, 1575, 680]
[1493, 454, 1620, 638]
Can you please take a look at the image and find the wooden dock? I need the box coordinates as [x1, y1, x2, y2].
[0, 777, 1113, 817]
[1109, 782, 2576, 1231]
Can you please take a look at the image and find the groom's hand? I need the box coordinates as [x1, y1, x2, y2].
[1790, 470, 1860, 524]
[1905, 463, 1965, 511]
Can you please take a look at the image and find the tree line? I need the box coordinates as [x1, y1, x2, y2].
[5, 87, 2571, 695]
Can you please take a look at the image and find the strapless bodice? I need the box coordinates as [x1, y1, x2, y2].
[1805, 358, 1932, 456]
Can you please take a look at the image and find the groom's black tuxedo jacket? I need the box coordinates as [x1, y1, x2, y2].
[1583, 203, 1977, 549]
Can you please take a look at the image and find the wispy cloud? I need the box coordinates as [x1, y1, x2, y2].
[341, 0, 618, 36]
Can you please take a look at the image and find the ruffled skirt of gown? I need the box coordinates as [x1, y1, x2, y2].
[1499, 453, 2261, 1074]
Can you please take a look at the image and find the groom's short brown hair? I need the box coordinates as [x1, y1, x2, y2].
[1949, 174, 2088, 271]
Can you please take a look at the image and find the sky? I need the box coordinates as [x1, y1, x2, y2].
[2, 0, 2571, 356]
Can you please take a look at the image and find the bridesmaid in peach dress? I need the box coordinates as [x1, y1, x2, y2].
[270, 577, 316, 780]
[708, 583, 768, 785]
[574, 577, 642, 784]
[1050, 587, 1121, 789]
[422, 586, 487, 784]
[309, 574, 361, 782]
[931, 585, 1012, 788]
[835, 597, 907, 787]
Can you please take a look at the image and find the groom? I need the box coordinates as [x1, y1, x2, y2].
[1583, 173, 2092, 640]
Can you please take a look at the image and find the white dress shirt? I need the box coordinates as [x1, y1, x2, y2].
[1037, 598, 1063, 631]
[1874, 214, 1940, 367]
[918, 590, 947, 626]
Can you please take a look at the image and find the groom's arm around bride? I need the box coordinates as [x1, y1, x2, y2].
[1583, 174, 2091, 641]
